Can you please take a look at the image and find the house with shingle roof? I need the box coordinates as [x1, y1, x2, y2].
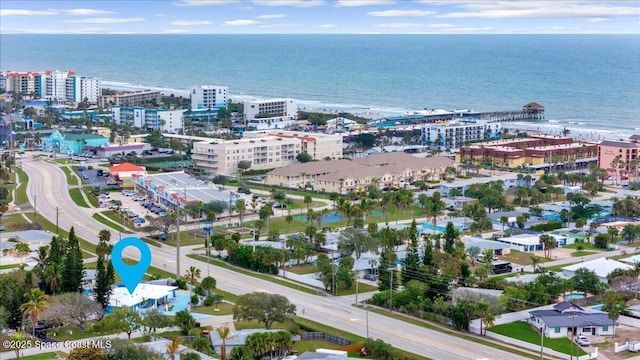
[266, 152, 456, 194]
[529, 301, 616, 338]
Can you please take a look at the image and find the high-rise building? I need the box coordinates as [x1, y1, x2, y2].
[3, 70, 101, 104]
[111, 106, 184, 132]
[190, 85, 228, 110]
[4, 71, 40, 95]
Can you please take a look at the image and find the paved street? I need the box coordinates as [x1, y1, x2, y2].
[20, 156, 531, 360]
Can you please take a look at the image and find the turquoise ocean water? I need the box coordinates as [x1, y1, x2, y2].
[1, 34, 638, 139]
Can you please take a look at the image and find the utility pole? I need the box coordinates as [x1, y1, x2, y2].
[34, 195, 37, 222]
[569, 315, 575, 360]
[540, 324, 545, 360]
[355, 277, 359, 305]
[176, 204, 181, 280]
[365, 306, 369, 338]
[388, 267, 395, 312]
[55, 207, 60, 234]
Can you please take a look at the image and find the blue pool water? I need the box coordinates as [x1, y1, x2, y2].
[591, 304, 604, 311]
[565, 292, 585, 299]
[420, 223, 464, 233]
[295, 210, 383, 225]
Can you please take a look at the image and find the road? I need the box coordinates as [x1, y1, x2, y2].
[21, 156, 528, 360]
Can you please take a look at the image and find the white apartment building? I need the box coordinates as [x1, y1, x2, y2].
[192, 136, 301, 176]
[192, 130, 344, 176]
[422, 121, 502, 150]
[190, 85, 228, 110]
[244, 98, 296, 118]
[4, 71, 40, 94]
[111, 106, 185, 132]
[243, 130, 343, 161]
[99, 90, 162, 108]
[4, 70, 101, 103]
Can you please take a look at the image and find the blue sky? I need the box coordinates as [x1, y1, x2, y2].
[1, 0, 639, 34]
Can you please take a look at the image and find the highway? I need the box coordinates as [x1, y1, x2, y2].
[21, 155, 527, 360]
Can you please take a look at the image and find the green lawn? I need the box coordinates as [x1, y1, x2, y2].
[336, 281, 378, 296]
[61, 166, 79, 186]
[571, 251, 597, 257]
[157, 229, 209, 247]
[288, 263, 319, 275]
[23, 213, 96, 256]
[490, 321, 586, 356]
[83, 187, 99, 207]
[100, 210, 133, 230]
[500, 250, 550, 266]
[16, 352, 67, 360]
[0, 263, 25, 270]
[193, 302, 235, 315]
[15, 168, 29, 205]
[563, 242, 602, 250]
[292, 340, 342, 353]
[49, 324, 118, 341]
[92, 213, 126, 232]
[69, 188, 90, 208]
[0, 213, 32, 231]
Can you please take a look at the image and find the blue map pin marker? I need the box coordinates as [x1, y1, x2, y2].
[111, 237, 152, 295]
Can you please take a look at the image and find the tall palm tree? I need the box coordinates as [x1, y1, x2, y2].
[235, 199, 246, 226]
[184, 266, 201, 288]
[166, 336, 183, 360]
[21, 288, 50, 336]
[530, 256, 541, 272]
[44, 263, 61, 295]
[98, 229, 111, 243]
[217, 326, 231, 360]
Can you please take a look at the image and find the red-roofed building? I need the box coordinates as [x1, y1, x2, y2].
[109, 163, 147, 188]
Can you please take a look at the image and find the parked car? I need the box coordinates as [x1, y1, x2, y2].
[363, 274, 377, 281]
[106, 180, 118, 186]
[273, 202, 287, 208]
[575, 335, 590, 346]
[100, 158, 109, 162]
[158, 211, 168, 216]
[132, 217, 146, 224]
[82, 174, 89, 180]
[0, 225, 5, 231]
[133, 196, 146, 202]
[237, 187, 251, 194]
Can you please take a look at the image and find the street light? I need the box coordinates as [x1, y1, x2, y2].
[387, 267, 396, 312]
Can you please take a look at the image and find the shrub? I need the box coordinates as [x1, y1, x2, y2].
[203, 296, 215, 306]
[194, 286, 204, 296]
[530, 221, 563, 232]
[190, 294, 199, 305]
[175, 279, 187, 290]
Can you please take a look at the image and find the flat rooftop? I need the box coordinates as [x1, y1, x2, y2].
[137, 171, 235, 204]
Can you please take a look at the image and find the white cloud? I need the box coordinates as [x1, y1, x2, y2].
[176, 0, 239, 5]
[317, 23, 338, 28]
[259, 22, 300, 28]
[63, 9, 116, 16]
[2, 27, 110, 34]
[368, 9, 436, 17]
[0, 9, 57, 16]
[426, 23, 455, 28]
[224, 19, 261, 26]
[65, 17, 145, 24]
[161, 29, 192, 33]
[374, 22, 429, 28]
[435, 1, 640, 19]
[445, 26, 494, 31]
[585, 17, 610, 23]
[252, 0, 324, 7]
[337, 0, 394, 6]
[535, 26, 569, 30]
[171, 20, 214, 25]
[257, 14, 287, 19]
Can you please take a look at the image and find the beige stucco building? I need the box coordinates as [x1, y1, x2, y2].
[243, 130, 343, 161]
[266, 152, 456, 194]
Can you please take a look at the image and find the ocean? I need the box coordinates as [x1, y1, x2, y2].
[1, 34, 638, 140]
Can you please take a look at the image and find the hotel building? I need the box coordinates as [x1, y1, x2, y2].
[456, 135, 598, 170]
[191, 130, 343, 176]
[598, 138, 640, 176]
[422, 121, 502, 150]
[99, 90, 162, 108]
[190, 85, 228, 110]
[244, 98, 297, 130]
[111, 106, 185, 133]
[3, 70, 101, 103]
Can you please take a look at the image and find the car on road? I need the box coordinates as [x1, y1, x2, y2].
[237, 187, 251, 194]
[575, 335, 590, 347]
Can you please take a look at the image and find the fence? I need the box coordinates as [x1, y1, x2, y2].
[486, 330, 598, 360]
[300, 332, 353, 346]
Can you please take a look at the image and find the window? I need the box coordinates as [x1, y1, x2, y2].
[554, 327, 560, 333]
[603, 326, 608, 332]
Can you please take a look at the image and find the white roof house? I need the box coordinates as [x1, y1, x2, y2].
[494, 233, 571, 253]
[109, 283, 177, 309]
[562, 257, 634, 283]
[619, 254, 640, 264]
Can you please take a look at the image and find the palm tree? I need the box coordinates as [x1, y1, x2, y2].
[530, 256, 541, 272]
[44, 263, 61, 295]
[184, 266, 201, 288]
[99, 229, 111, 243]
[500, 216, 509, 232]
[217, 326, 231, 360]
[166, 336, 183, 360]
[21, 288, 50, 336]
[575, 217, 587, 235]
[235, 199, 246, 226]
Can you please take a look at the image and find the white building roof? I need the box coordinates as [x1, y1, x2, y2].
[498, 234, 541, 246]
[109, 283, 177, 308]
[619, 254, 640, 264]
[562, 258, 633, 279]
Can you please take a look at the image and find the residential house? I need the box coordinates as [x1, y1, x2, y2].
[530, 301, 616, 338]
[562, 257, 634, 283]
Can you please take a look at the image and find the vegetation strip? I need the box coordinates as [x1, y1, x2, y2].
[23, 213, 96, 256]
[187, 254, 319, 295]
[61, 166, 79, 185]
[15, 167, 29, 205]
[69, 188, 90, 208]
[92, 213, 126, 232]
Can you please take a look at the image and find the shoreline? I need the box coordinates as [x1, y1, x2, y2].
[101, 83, 635, 141]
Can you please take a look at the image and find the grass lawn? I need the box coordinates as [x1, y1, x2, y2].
[61, 166, 79, 186]
[159, 230, 209, 247]
[571, 251, 597, 257]
[82, 187, 99, 207]
[92, 213, 126, 232]
[0, 263, 25, 270]
[187, 254, 318, 295]
[292, 339, 340, 353]
[335, 281, 378, 296]
[69, 188, 90, 208]
[23, 213, 96, 256]
[563, 242, 602, 250]
[15, 168, 29, 205]
[1, 213, 30, 231]
[490, 321, 586, 356]
[193, 302, 234, 315]
[49, 324, 118, 341]
[17, 352, 67, 360]
[500, 250, 550, 266]
[100, 210, 133, 230]
[288, 263, 319, 275]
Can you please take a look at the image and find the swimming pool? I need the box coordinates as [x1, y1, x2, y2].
[420, 223, 464, 233]
[565, 292, 585, 300]
[590, 304, 604, 311]
[295, 210, 383, 225]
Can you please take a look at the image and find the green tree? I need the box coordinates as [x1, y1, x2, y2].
[402, 220, 421, 286]
[174, 309, 195, 335]
[233, 292, 296, 329]
[572, 268, 604, 295]
[93, 307, 142, 339]
[105, 338, 162, 360]
[201, 276, 217, 296]
[500, 216, 509, 231]
[603, 289, 625, 334]
[142, 308, 172, 334]
[20, 288, 49, 337]
[184, 266, 201, 287]
[296, 152, 313, 163]
[61, 227, 84, 293]
[443, 221, 459, 254]
[94, 254, 111, 315]
[217, 325, 231, 360]
[68, 345, 106, 360]
[594, 233, 609, 249]
[337, 228, 380, 260]
[165, 336, 182, 360]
